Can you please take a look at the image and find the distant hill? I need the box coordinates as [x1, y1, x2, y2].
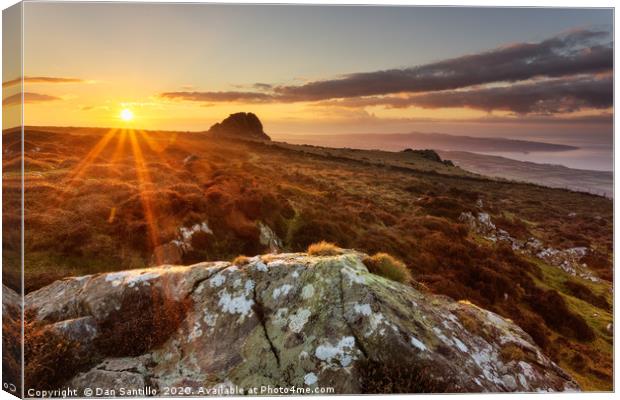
[272, 131, 610, 197]
[438, 150, 612, 198]
[273, 131, 577, 153]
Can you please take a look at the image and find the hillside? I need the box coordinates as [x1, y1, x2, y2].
[2, 122, 613, 390]
[8, 251, 578, 393]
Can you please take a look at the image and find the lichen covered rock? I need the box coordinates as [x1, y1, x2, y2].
[459, 211, 599, 282]
[21, 251, 579, 394]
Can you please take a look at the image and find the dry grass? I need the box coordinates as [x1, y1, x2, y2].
[24, 311, 89, 391]
[2, 303, 22, 394]
[231, 255, 251, 266]
[260, 254, 280, 263]
[500, 344, 526, 363]
[307, 241, 343, 256]
[363, 252, 412, 284]
[358, 359, 452, 393]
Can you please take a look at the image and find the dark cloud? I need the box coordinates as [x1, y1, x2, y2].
[409, 77, 612, 114]
[272, 29, 611, 101]
[253, 83, 273, 90]
[2, 76, 85, 88]
[160, 91, 274, 103]
[2, 92, 61, 106]
[321, 76, 612, 114]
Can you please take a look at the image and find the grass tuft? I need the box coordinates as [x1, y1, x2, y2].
[307, 241, 343, 256]
[500, 344, 526, 363]
[231, 255, 251, 266]
[363, 252, 412, 284]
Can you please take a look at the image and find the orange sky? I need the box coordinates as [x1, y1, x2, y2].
[2, 3, 613, 146]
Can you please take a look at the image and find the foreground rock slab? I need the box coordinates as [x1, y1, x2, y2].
[17, 251, 579, 394]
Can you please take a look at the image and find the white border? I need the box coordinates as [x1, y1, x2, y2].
[0, 1, 616, 399]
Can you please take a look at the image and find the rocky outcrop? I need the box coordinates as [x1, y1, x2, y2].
[151, 221, 214, 265]
[402, 148, 454, 166]
[459, 211, 599, 282]
[207, 112, 270, 141]
[19, 251, 578, 394]
[258, 222, 282, 253]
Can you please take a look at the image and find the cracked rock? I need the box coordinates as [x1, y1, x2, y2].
[19, 251, 579, 394]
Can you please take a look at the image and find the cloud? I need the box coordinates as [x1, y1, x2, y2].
[272, 29, 611, 101]
[253, 83, 273, 90]
[158, 29, 612, 116]
[2, 76, 85, 88]
[160, 91, 274, 103]
[2, 92, 62, 106]
[319, 76, 612, 114]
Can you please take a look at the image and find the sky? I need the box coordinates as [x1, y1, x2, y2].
[2, 3, 613, 153]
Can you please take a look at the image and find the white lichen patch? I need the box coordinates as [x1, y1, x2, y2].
[217, 289, 254, 320]
[254, 262, 268, 272]
[105, 272, 127, 287]
[72, 275, 92, 282]
[273, 308, 289, 328]
[104, 271, 160, 288]
[368, 313, 390, 337]
[272, 284, 293, 300]
[126, 271, 160, 287]
[502, 375, 518, 391]
[341, 267, 365, 286]
[353, 303, 372, 316]
[203, 310, 218, 327]
[194, 282, 206, 295]
[351, 303, 394, 337]
[315, 336, 358, 368]
[518, 361, 537, 382]
[244, 280, 255, 295]
[453, 337, 469, 353]
[188, 321, 203, 340]
[304, 372, 318, 385]
[210, 273, 226, 288]
[267, 260, 287, 268]
[410, 336, 427, 351]
[499, 332, 532, 350]
[485, 311, 509, 328]
[301, 284, 315, 299]
[432, 327, 451, 345]
[288, 308, 311, 333]
[470, 346, 504, 385]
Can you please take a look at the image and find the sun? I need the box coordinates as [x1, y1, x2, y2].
[120, 108, 134, 122]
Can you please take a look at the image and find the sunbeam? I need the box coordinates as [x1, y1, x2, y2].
[128, 129, 161, 262]
[138, 129, 178, 170]
[57, 128, 118, 199]
[109, 129, 128, 164]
